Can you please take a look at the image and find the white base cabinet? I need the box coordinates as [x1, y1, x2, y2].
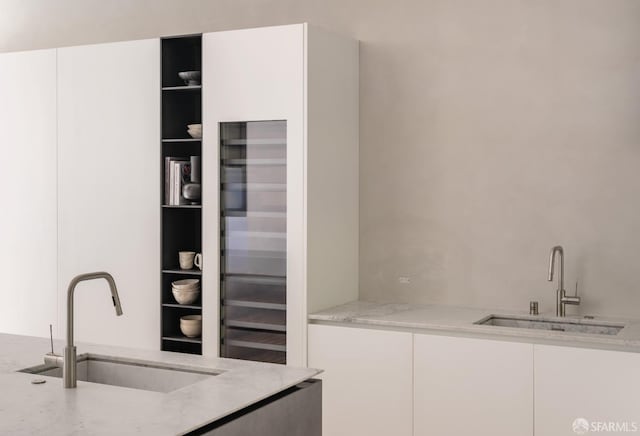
[534, 345, 640, 436]
[309, 325, 640, 436]
[414, 334, 533, 436]
[307, 324, 413, 436]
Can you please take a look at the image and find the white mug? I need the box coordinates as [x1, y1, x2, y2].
[178, 251, 196, 270]
[194, 253, 202, 270]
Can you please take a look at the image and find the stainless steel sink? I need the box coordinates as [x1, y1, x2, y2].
[19, 354, 219, 393]
[475, 315, 624, 336]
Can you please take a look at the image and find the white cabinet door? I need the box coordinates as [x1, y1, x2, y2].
[204, 25, 359, 365]
[203, 25, 306, 363]
[535, 345, 640, 436]
[57, 39, 160, 348]
[0, 49, 57, 338]
[307, 324, 413, 436]
[414, 334, 534, 436]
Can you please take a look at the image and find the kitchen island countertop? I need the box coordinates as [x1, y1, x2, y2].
[0, 333, 319, 435]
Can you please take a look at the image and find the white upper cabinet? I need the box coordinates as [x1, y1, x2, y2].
[414, 334, 534, 436]
[0, 49, 57, 338]
[535, 345, 640, 435]
[202, 24, 358, 365]
[57, 39, 160, 348]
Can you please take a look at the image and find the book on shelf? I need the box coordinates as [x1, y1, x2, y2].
[173, 160, 191, 205]
[165, 156, 185, 205]
[165, 156, 197, 206]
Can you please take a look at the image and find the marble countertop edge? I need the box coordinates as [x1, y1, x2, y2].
[308, 300, 640, 353]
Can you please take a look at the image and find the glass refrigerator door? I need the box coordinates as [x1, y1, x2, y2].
[219, 121, 287, 364]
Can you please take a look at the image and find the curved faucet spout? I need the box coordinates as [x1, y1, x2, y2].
[548, 245, 564, 283]
[64, 272, 123, 388]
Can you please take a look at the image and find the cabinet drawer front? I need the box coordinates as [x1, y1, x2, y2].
[535, 345, 640, 435]
[308, 324, 413, 436]
[414, 334, 533, 436]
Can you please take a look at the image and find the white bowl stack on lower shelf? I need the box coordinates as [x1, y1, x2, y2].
[172, 279, 200, 305]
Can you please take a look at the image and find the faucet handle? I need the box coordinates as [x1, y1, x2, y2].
[563, 295, 581, 305]
[562, 281, 581, 305]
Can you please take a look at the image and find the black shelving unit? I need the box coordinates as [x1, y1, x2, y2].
[161, 34, 203, 355]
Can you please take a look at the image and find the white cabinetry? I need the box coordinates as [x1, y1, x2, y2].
[0, 24, 357, 357]
[535, 345, 640, 435]
[203, 24, 359, 365]
[414, 334, 534, 436]
[0, 49, 57, 338]
[57, 39, 160, 348]
[307, 324, 413, 436]
[309, 325, 640, 436]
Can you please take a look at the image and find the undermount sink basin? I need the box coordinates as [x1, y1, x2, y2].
[475, 315, 625, 336]
[19, 354, 219, 393]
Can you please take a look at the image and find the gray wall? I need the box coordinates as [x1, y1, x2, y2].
[3, 0, 640, 317]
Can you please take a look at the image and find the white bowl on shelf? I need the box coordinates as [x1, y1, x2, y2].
[180, 315, 202, 338]
[171, 278, 200, 290]
[172, 287, 200, 305]
[187, 124, 202, 138]
[178, 71, 201, 86]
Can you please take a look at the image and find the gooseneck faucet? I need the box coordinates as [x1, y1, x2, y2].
[64, 272, 123, 388]
[547, 246, 580, 317]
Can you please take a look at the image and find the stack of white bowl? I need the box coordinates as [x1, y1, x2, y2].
[187, 123, 202, 138]
[172, 279, 200, 305]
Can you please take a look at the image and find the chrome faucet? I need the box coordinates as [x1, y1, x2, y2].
[64, 272, 123, 388]
[547, 246, 580, 317]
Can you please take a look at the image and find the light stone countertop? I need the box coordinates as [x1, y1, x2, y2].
[309, 301, 640, 353]
[0, 333, 319, 435]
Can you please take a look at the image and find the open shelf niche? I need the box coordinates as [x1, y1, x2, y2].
[160, 34, 203, 355]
